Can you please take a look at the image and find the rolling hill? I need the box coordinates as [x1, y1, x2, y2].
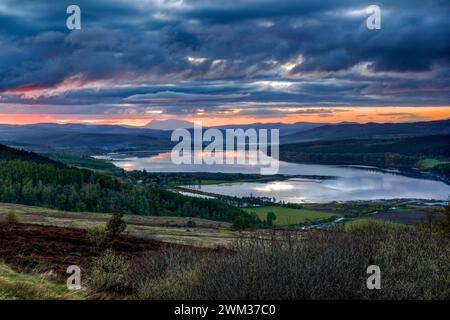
[0, 143, 259, 225]
[281, 119, 450, 143]
[1, 120, 449, 156]
[0, 143, 62, 165]
[281, 135, 450, 157]
[0, 123, 173, 153]
[280, 135, 450, 179]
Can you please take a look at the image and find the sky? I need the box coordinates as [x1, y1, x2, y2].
[0, 0, 449, 126]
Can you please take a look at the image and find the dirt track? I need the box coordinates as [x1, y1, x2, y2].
[0, 223, 188, 279]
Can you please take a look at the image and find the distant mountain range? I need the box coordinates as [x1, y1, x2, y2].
[281, 119, 450, 143]
[212, 122, 327, 135]
[0, 119, 448, 154]
[145, 119, 327, 134]
[145, 119, 194, 130]
[0, 123, 172, 153]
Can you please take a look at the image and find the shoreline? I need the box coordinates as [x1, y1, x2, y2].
[174, 185, 448, 206]
[94, 149, 450, 185]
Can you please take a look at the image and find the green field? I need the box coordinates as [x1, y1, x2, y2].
[244, 206, 339, 225]
[418, 158, 450, 169]
[342, 218, 409, 231]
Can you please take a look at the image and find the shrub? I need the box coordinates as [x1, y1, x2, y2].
[106, 209, 127, 237]
[88, 249, 131, 294]
[192, 224, 450, 300]
[186, 220, 196, 228]
[88, 223, 450, 300]
[134, 268, 199, 300]
[437, 202, 450, 235]
[266, 212, 276, 227]
[5, 211, 20, 224]
[128, 247, 202, 289]
[232, 216, 250, 229]
[87, 225, 108, 248]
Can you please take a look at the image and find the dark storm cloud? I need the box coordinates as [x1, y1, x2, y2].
[0, 0, 449, 116]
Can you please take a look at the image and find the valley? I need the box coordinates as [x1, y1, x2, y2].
[0, 120, 448, 300]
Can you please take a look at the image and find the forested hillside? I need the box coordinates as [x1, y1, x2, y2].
[281, 119, 450, 143]
[281, 135, 450, 156]
[0, 144, 259, 226]
[280, 135, 450, 175]
[0, 144, 62, 165]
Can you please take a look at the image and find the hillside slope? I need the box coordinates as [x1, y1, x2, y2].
[0, 144, 258, 225]
[282, 119, 450, 143]
[280, 135, 450, 179]
[0, 144, 61, 165]
[0, 123, 173, 153]
[281, 135, 450, 157]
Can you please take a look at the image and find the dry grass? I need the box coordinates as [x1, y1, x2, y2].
[93, 222, 450, 300]
[0, 203, 237, 247]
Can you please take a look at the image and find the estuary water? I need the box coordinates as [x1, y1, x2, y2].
[94, 151, 450, 203]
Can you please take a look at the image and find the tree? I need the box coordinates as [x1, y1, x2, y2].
[106, 208, 127, 237]
[232, 216, 250, 229]
[266, 212, 277, 227]
[424, 208, 437, 235]
[438, 201, 450, 235]
[5, 210, 20, 224]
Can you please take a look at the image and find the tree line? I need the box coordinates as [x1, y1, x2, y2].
[0, 158, 260, 227]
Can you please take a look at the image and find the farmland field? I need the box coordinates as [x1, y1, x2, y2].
[342, 218, 407, 231]
[418, 158, 450, 169]
[244, 206, 340, 225]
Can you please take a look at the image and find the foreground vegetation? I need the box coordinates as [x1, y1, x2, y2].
[87, 222, 449, 300]
[0, 204, 449, 300]
[0, 264, 85, 300]
[0, 203, 238, 247]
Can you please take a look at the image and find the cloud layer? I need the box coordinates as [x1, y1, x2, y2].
[0, 0, 449, 123]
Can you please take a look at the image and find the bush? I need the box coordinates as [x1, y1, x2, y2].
[193, 224, 450, 299]
[128, 247, 203, 297]
[88, 223, 450, 300]
[5, 211, 20, 224]
[87, 225, 108, 248]
[106, 209, 127, 237]
[88, 249, 131, 294]
[186, 220, 196, 228]
[134, 268, 199, 300]
[437, 202, 450, 235]
[266, 212, 276, 227]
[232, 216, 250, 229]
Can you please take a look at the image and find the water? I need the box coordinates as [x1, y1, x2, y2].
[95, 151, 450, 203]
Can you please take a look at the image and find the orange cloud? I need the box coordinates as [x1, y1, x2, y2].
[0, 106, 449, 126]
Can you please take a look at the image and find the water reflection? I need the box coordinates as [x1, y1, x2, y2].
[94, 151, 450, 203]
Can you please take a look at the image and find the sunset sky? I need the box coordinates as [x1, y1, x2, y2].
[0, 0, 449, 126]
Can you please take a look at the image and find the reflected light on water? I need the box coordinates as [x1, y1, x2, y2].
[255, 181, 295, 192]
[95, 150, 450, 203]
[122, 162, 135, 170]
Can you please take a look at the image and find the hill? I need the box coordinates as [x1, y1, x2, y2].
[0, 143, 61, 165]
[281, 135, 450, 157]
[0, 123, 173, 154]
[213, 121, 327, 136]
[146, 119, 194, 130]
[2, 120, 448, 155]
[0, 144, 259, 226]
[282, 119, 450, 143]
[280, 135, 450, 178]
